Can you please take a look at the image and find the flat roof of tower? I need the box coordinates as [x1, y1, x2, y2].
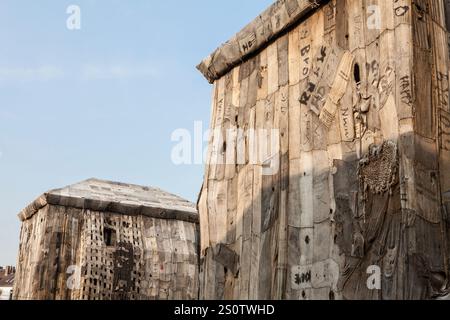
[18, 178, 198, 223]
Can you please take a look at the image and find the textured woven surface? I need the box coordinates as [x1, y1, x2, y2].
[359, 141, 398, 194]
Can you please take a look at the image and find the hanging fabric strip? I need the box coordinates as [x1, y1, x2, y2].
[319, 50, 354, 128]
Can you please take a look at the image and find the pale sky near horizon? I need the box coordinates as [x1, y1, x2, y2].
[0, 0, 274, 265]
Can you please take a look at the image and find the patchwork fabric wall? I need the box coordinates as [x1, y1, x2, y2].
[198, 0, 450, 300]
[14, 204, 199, 300]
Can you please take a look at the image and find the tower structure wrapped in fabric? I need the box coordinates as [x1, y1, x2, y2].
[13, 178, 199, 300]
[197, 0, 450, 300]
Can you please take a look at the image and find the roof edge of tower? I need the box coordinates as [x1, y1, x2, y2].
[17, 179, 198, 224]
[197, 0, 329, 83]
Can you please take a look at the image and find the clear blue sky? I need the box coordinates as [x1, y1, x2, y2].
[0, 0, 274, 265]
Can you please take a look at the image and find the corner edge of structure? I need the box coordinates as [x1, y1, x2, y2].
[17, 194, 49, 222]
